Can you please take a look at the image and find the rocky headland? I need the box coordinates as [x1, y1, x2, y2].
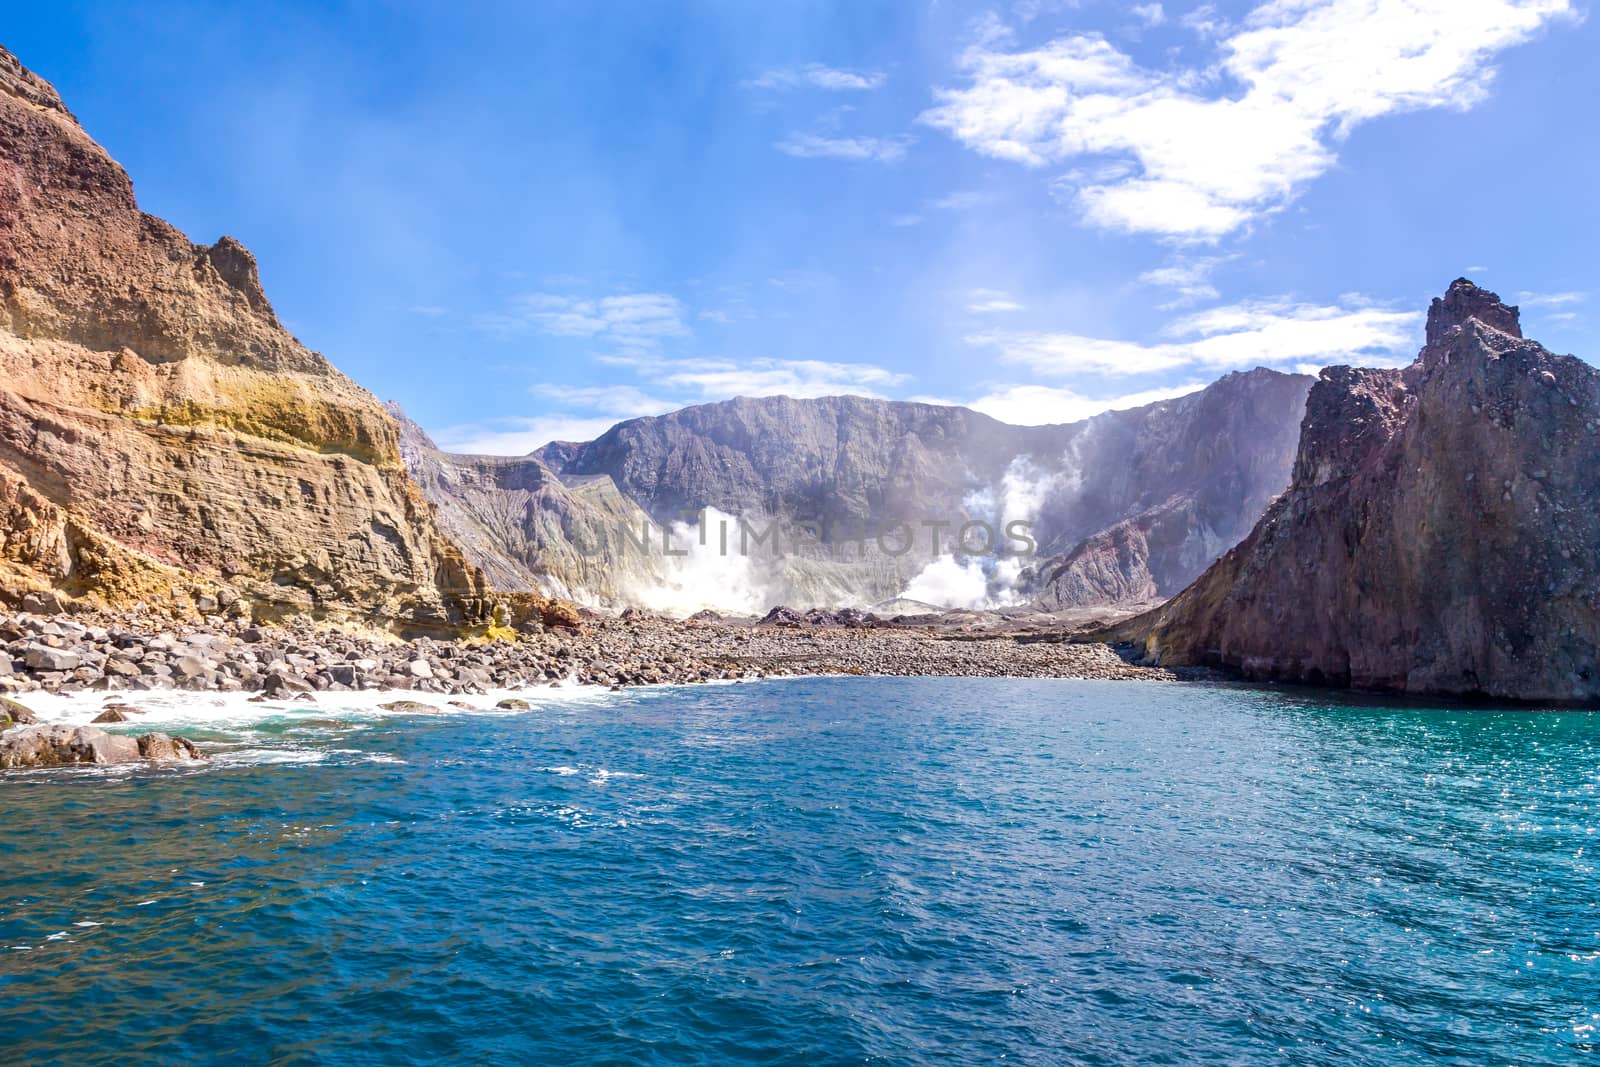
[1106, 280, 1600, 705]
[0, 45, 497, 630]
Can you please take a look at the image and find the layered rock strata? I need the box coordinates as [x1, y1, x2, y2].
[0, 45, 489, 628]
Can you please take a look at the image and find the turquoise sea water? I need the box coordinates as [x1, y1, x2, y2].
[1, 677, 1597, 1064]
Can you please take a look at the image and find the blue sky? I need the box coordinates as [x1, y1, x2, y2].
[9, 0, 1596, 451]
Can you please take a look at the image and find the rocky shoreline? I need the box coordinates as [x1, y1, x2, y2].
[0, 607, 1181, 768]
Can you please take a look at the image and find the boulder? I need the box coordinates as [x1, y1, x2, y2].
[378, 700, 436, 714]
[174, 655, 212, 679]
[23, 645, 81, 672]
[262, 671, 315, 694]
[136, 733, 207, 760]
[0, 697, 40, 728]
[761, 606, 805, 628]
[324, 664, 359, 687]
[0, 725, 140, 767]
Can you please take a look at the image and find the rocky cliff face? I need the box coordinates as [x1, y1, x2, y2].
[390, 405, 664, 604]
[1030, 368, 1313, 609]
[1112, 280, 1600, 704]
[403, 370, 1311, 612]
[0, 46, 488, 626]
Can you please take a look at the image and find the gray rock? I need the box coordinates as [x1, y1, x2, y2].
[325, 664, 358, 686]
[378, 700, 437, 714]
[263, 671, 315, 694]
[407, 659, 434, 680]
[23, 645, 81, 672]
[136, 733, 206, 761]
[104, 657, 142, 677]
[175, 655, 211, 678]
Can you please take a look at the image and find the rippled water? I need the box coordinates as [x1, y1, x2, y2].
[2, 677, 1597, 1064]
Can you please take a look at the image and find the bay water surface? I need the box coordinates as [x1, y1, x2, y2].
[1, 677, 1596, 1064]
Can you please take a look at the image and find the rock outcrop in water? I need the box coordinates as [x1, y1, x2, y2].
[0, 45, 489, 627]
[0, 723, 205, 767]
[1110, 280, 1600, 704]
[401, 371, 1312, 611]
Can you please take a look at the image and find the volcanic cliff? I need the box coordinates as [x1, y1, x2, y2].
[1111, 280, 1600, 704]
[0, 46, 489, 626]
[400, 371, 1313, 611]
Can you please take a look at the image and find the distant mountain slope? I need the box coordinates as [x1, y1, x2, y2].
[1109, 280, 1600, 703]
[390, 405, 660, 602]
[402, 370, 1312, 613]
[0, 45, 489, 626]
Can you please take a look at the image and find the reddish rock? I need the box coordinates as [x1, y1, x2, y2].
[1112, 280, 1600, 704]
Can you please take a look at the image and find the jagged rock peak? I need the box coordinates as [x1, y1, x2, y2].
[1108, 277, 1600, 703]
[201, 235, 275, 319]
[1426, 278, 1522, 347]
[0, 45, 74, 121]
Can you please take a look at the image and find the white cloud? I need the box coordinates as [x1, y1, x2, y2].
[1516, 290, 1587, 307]
[1139, 256, 1225, 306]
[1013, 0, 1079, 22]
[890, 213, 925, 227]
[766, 269, 835, 292]
[1179, 3, 1229, 36]
[966, 298, 1420, 376]
[480, 291, 688, 347]
[929, 189, 999, 211]
[435, 414, 627, 455]
[968, 288, 1026, 313]
[409, 304, 448, 317]
[747, 64, 887, 92]
[532, 384, 673, 418]
[966, 381, 1207, 425]
[922, 0, 1573, 238]
[1132, 3, 1167, 26]
[776, 133, 912, 162]
[652, 357, 910, 399]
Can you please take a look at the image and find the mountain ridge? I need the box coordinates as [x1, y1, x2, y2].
[400, 370, 1314, 612]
